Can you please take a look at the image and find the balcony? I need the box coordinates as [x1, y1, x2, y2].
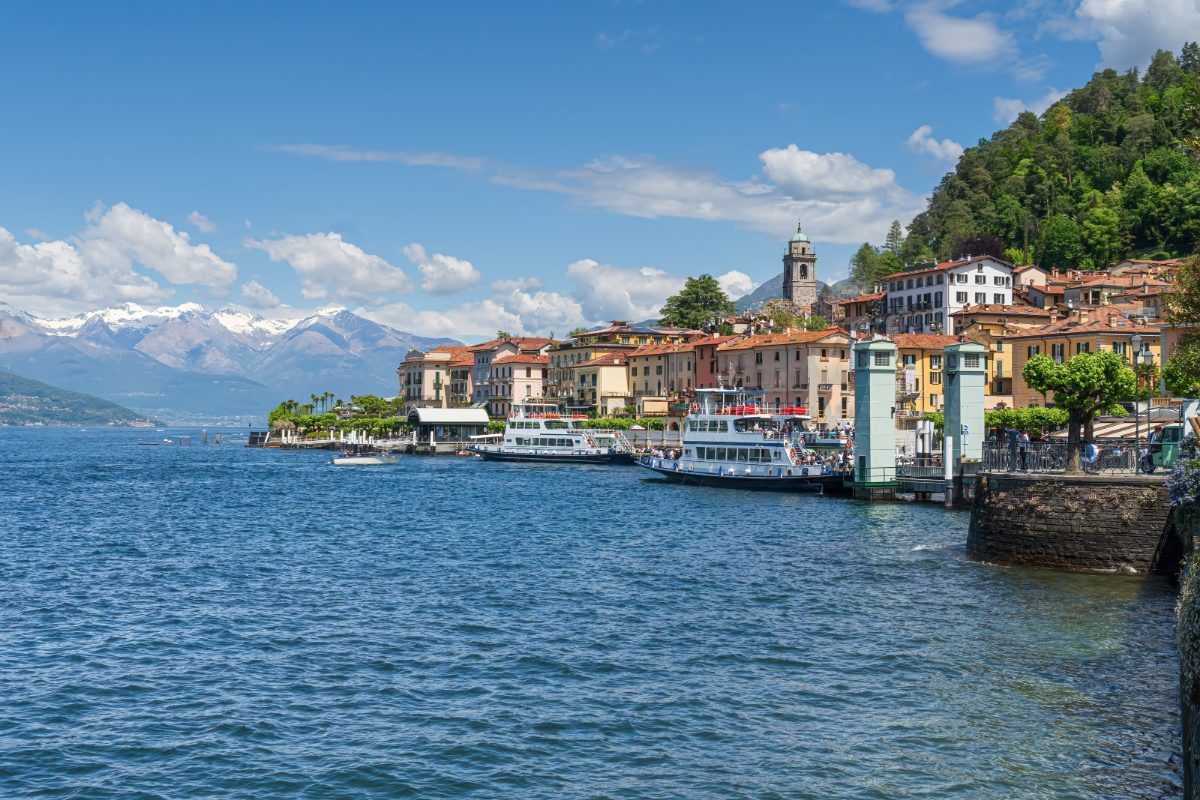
[818, 383, 833, 392]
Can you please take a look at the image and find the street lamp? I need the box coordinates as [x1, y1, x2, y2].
[1143, 346, 1155, 471]
[1132, 333, 1142, 470]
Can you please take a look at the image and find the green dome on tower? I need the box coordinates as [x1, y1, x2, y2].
[790, 221, 809, 243]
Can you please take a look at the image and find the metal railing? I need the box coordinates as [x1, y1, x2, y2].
[981, 441, 1142, 474]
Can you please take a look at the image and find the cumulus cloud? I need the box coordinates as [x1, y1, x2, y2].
[566, 259, 685, 322]
[0, 226, 170, 316]
[81, 202, 237, 288]
[280, 143, 926, 245]
[402, 242, 482, 294]
[240, 279, 280, 308]
[188, 210, 216, 232]
[993, 88, 1069, 123]
[24, 228, 51, 241]
[718, 270, 756, 299]
[905, 125, 965, 162]
[246, 232, 413, 303]
[1071, 0, 1200, 70]
[904, 2, 1017, 65]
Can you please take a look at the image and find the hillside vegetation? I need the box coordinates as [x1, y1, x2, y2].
[900, 43, 1200, 271]
[0, 371, 154, 426]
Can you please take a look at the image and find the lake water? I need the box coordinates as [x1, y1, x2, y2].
[0, 428, 1183, 798]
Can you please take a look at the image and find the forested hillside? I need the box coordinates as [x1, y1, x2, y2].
[900, 43, 1200, 272]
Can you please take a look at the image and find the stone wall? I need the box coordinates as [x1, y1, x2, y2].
[966, 472, 1181, 573]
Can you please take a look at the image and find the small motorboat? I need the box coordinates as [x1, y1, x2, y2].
[331, 445, 400, 466]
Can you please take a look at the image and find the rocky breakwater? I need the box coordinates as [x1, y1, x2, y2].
[966, 472, 1181, 574]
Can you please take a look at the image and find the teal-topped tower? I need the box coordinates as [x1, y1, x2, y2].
[852, 336, 898, 498]
[942, 341, 987, 464]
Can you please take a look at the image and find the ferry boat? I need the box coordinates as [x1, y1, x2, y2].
[469, 402, 635, 464]
[637, 388, 846, 490]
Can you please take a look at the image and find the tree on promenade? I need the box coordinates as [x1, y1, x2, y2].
[658, 274, 735, 330]
[1023, 350, 1135, 472]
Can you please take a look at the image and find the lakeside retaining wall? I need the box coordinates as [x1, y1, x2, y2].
[966, 472, 1180, 573]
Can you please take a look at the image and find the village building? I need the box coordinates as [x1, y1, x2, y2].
[486, 352, 548, 418]
[782, 222, 818, 307]
[838, 291, 886, 334]
[1004, 315, 1162, 408]
[397, 345, 472, 412]
[714, 329, 854, 428]
[470, 336, 555, 409]
[881, 255, 1015, 335]
[950, 304, 1054, 400]
[626, 341, 696, 416]
[572, 351, 632, 416]
[691, 334, 745, 389]
[890, 333, 996, 417]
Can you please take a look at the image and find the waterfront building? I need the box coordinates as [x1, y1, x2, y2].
[838, 291, 886, 333]
[487, 353, 548, 418]
[470, 336, 555, 409]
[692, 334, 745, 390]
[714, 329, 854, 428]
[572, 351, 632, 416]
[398, 346, 473, 412]
[881, 255, 1014, 335]
[406, 407, 490, 450]
[626, 341, 695, 415]
[1005, 315, 1161, 408]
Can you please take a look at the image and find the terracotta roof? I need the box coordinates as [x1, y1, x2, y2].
[1002, 315, 1160, 339]
[891, 334, 960, 350]
[691, 335, 745, 348]
[950, 303, 1052, 317]
[716, 328, 848, 352]
[468, 336, 555, 352]
[838, 291, 885, 304]
[581, 352, 629, 367]
[629, 342, 693, 357]
[1013, 264, 1046, 274]
[1072, 273, 1169, 288]
[880, 255, 1013, 282]
[492, 353, 548, 365]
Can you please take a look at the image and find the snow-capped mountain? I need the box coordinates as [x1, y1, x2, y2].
[0, 301, 461, 422]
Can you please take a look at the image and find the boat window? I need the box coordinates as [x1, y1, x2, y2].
[571, 421, 583, 428]
[715, 447, 727, 461]
[736, 448, 748, 462]
[545, 420, 568, 429]
[684, 449, 692, 457]
[772, 450, 781, 461]
[719, 421, 729, 432]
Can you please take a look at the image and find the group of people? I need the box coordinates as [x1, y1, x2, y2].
[989, 424, 1167, 472]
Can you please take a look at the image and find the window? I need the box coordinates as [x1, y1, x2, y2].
[964, 354, 980, 368]
[1076, 342, 1090, 354]
[937, 275, 944, 284]
[902, 354, 916, 366]
[975, 274, 987, 284]
[906, 278, 914, 289]
[994, 276, 1004, 285]
[975, 293, 986, 304]
[994, 294, 1005, 304]
[957, 274, 967, 283]
[1051, 343, 1065, 363]
[995, 359, 1003, 376]
[995, 340, 1004, 352]
[773, 351, 780, 361]
[930, 354, 942, 369]
[916, 276, 924, 287]
[956, 292, 968, 303]
[857, 351, 868, 368]
[655, 365, 663, 375]
[1112, 341, 1128, 356]
[525, 367, 531, 377]
[930, 371, 942, 385]
[930, 394, 939, 407]
[873, 352, 891, 366]
[934, 292, 943, 308]
[841, 396, 848, 413]
[821, 349, 827, 358]
[1028, 345, 1040, 357]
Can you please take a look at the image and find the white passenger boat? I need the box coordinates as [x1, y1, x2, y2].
[637, 388, 844, 490]
[469, 402, 635, 464]
[331, 445, 401, 466]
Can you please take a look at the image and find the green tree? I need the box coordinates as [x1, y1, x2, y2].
[1081, 204, 1122, 269]
[849, 243, 881, 288]
[496, 330, 512, 340]
[1022, 350, 1136, 472]
[568, 326, 589, 338]
[884, 220, 904, 253]
[804, 315, 829, 331]
[657, 274, 735, 330]
[1038, 214, 1083, 269]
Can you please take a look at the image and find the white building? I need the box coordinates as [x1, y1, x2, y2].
[882, 256, 1014, 335]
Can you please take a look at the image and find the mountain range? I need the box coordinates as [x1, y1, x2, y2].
[0, 370, 154, 426]
[0, 302, 459, 423]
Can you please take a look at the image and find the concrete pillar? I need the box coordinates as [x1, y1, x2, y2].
[942, 341, 987, 465]
[852, 336, 897, 486]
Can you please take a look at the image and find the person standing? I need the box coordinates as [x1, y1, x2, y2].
[1018, 430, 1030, 471]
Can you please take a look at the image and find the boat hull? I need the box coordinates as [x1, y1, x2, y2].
[332, 455, 401, 466]
[470, 447, 631, 464]
[638, 457, 824, 491]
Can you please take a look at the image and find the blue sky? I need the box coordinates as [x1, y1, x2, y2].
[1, 0, 1196, 340]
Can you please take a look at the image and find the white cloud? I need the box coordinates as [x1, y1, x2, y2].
[188, 210, 216, 232]
[246, 232, 413, 303]
[905, 2, 1017, 65]
[595, 28, 662, 52]
[718, 270, 756, 299]
[81, 202, 237, 288]
[760, 145, 898, 196]
[0, 226, 170, 317]
[843, 0, 893, 11]
[240, 279, 280, 308]
[905, 124, 965, 162]
[1071, 0, 1200, 69]
[402, 242, 482, 294]
[992, 88, 1068, 123]
[566, 259, 684, 322]
[272, 144, 486, 171]
[24, 228, 51, 241]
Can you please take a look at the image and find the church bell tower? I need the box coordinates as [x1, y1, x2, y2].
[782, 221, 817, 306]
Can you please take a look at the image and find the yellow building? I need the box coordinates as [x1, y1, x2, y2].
[573, 351, 633, 415]
[950, 303, 1053, 400]
[627, 342, 695, 399]
[1005, 316, 1161, 408]
[891, 333, 998, 416]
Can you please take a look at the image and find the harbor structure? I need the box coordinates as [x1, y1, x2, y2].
[851, 336, 899, 497]
[942, 341, 987, 466]
[407, 407, 490, 453]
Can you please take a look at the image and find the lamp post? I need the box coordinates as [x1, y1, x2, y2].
[1132, 333, 1142, 471]
[1143, 347, 1155, 472]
